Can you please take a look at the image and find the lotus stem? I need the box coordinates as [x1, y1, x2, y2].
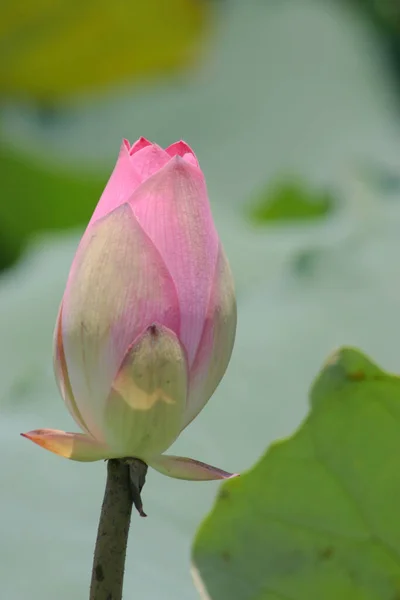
[90, 458, 148, 600]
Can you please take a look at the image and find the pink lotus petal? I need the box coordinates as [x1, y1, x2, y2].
[148, 454, 238, 481]
[21, 429, 111, 461]
[103, 324, 188, 458]
[183, 244, 236, 428]
[129, 156, 219, 366]
[166, 141, 199, 167]
[88, 141, 141, 226]
[129, 144, 171, 180]
[128, 137, 152, 155]
[62, 204, 180, 440]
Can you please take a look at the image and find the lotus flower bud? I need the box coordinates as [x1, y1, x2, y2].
[22, 138, 237, 480]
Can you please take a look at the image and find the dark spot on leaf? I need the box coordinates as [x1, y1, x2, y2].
[218, 489, 230, 501]
[221, 551, 231, 563]
[318, 546, 334, 560]
[95, 564, 104, 582]
[347, 370, 365, 382]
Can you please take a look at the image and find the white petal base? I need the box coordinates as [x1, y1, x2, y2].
[148, 454, 238, 481]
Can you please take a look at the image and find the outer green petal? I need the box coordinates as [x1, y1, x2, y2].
[103, 323, 188, 458]
[148, 454, 238, 481]
[61, 204, 180, 441]
[53, 304, 91, 435]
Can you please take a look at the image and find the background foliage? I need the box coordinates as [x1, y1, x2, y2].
[193, 348, 400, 599]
